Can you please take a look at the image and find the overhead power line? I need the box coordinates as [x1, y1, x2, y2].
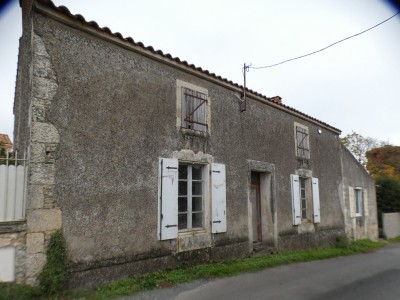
[249, 11, 400, 70]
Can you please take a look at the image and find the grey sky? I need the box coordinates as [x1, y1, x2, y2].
[1, 0, 399, 144]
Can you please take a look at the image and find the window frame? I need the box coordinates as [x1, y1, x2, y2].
[178, 163, 206, 232]
[354, 187, 363, 217]
[176, 80, 211, 134]
[294, 122, 310, 159]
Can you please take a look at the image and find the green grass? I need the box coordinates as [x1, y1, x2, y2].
[388, 236, 400, 243]
[0, 239, 387, 300]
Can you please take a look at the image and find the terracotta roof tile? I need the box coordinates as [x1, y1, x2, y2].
[35, 0, 340, 133]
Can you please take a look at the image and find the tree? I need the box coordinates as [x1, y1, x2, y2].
[366, 145, 400, 180]
[340, 131, 387, 168]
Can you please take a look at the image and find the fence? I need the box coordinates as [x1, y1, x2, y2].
[0, 151, 27, 222]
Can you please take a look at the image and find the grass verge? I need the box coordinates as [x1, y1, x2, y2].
[388, 236, 400, 243]
[0, 239, 387, 300]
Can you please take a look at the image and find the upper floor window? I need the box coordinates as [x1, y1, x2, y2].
[176, 80, 210, 133]
[294, 123, 310, 159]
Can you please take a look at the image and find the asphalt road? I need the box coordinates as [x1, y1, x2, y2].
[124, 243, 400, 300]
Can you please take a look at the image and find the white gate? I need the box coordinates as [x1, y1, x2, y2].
[0, 151, 27, 222]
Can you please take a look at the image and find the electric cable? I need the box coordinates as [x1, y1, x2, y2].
[249, 11, 400, 70]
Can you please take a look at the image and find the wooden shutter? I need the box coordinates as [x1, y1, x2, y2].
[363, 189, 369, 217]
[312, 177, 320, 223]
[158, 158, 178, 240]
[291, 174, 301, 225]
[211, 163, 226, 233]
[349, 186, 355, 218]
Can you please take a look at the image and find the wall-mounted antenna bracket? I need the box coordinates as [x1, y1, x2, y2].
[241, 63, 250, 112]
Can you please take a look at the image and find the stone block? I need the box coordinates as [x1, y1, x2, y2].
[31, 122, 60, 144]
[31, 103, 45, 122]
[29, 163, 55, 185]
[27, 233, 44, 254]
[26, 253, 46, 278]
[0, 238, 11, 248]
[32, 76, 58, 101]
[33, 34, 50, 58]
[27, 185, 45, 209]
[29, 143, 46, 163]
[27, 209, 62, 233]
[33, 54, 56, 80]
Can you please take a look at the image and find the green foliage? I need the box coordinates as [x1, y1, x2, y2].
[375, 177, 400, 227]
[388, 236, 400, 243]
[38, 230, 68, 296]
[366, 145, 400, 180]
[0, 283, 42, 300]
[335, 234, 351, 249]
[340, 131, 387, 167]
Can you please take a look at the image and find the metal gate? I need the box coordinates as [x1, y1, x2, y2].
[0, 151, 27, 222]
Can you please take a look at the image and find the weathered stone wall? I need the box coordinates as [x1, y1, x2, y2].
[23, 32, 63, 285]
[382, 212, 400, 238]
[340, 145, 378, 241]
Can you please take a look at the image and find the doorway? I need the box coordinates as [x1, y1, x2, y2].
[251, 172, 262, 242]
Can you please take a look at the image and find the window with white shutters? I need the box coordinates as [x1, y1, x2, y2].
[291, 175, 320, 225]
[158, 158, 227, 239]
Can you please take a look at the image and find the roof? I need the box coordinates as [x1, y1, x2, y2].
[0, 134, 12, 150]
[33, 0, 341, 134]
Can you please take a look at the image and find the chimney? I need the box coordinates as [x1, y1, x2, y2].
[19, 0, 34, 27]
[271, 96, 282, 104]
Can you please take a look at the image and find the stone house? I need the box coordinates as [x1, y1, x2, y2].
[0, 0, 378, 288]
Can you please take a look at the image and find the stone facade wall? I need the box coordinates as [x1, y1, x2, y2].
[340, 145, 378, 241]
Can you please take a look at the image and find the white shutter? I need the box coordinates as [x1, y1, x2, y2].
[349, 186, 355, 218]
[157, 158, 178, 240]
[291, 174, 301, 225]
[312, 177, 320, 223]
[363, 189, 369, 217]
[211, 163, 226, 233]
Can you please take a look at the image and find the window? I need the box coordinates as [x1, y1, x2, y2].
[178, 164, 204, 230]
[355, 188, 363, 216]
[299, 177, 308, 220]
[182, 88, 208, 132]
[294, 123, 310, 159]
[290, 175, 320, 225]
[176, 80, 210, 133]
[158, 158, 226, 240]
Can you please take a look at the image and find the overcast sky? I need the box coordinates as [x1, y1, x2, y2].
[1, 0, 399, 144]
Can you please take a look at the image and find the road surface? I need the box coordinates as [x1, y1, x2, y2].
[123, 243, 400, 300]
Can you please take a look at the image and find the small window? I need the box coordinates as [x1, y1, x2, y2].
[295, 123, 310, 159]
[182, 88, 208, 132]
[176, 80, 210, 133]
[355, 188, 363, 216]
[178, 164, 204, 230]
